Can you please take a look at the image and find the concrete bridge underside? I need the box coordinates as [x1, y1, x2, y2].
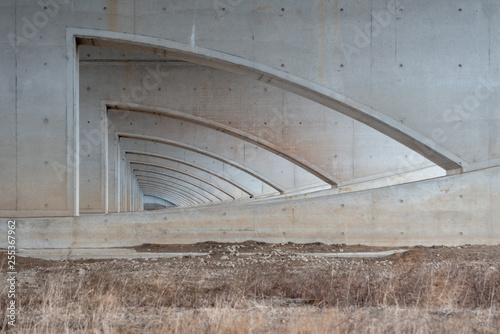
[0, 1, 499, 247]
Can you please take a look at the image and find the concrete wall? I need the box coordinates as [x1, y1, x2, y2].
[0, 0, 498, 246]
[2, 165, 498, 248]
[78, 58, 439, 213]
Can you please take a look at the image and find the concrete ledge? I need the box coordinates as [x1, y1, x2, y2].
[17, 248, 209, 261]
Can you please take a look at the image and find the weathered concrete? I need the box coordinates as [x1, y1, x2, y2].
[18, 248, 210, 261]
[2, 165, 499, 248]
[0, 1, 499, 247]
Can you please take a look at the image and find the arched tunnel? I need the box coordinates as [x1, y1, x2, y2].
[77, 39, 449, 215]
[1, 1, 499, 248]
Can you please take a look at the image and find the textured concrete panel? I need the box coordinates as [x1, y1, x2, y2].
[80, 62, 437, 188]
[371, 0, 492, 167]
[73, 0, 135, 34]
[0, 32, 17, 210]
[2, 1, 500, 226]
[3, 166, 498, 248]
[15, 44, 68, 211]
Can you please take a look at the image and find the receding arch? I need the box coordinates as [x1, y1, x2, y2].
[108, 102, 339, 186]
[141, 189, 190, 207]
[70, 28, 463, 177]
[118, 134, 285, 194]
[140, 184, 200, 206]
[141, 188, 188, 206]
[135, 175, 215, 203]
[126, 152, 265, 198]
[138, 182, 204, 205]
[129, 161, 250, 199]
[132, 166, 236, 200]
[134, 170, 223, 201]
[126, 151, 278, 197]
[143, 192, 182, 207]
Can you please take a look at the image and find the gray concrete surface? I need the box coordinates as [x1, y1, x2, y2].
[0, 1, 499, 246]
[2, 165, 499, 248]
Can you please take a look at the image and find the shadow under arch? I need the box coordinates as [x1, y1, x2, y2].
[135, 175, 215, 203]
[69, 28, 464, 216]
[134, 169, 224, 201]
[143, 192, 182, 207]
[107, 102, 339, 186]
[141, 188, 192, 207]
[70, 28, 463, 174]
[138, 181, 206, 205]
[119, 133, 284, 193]
[128, 161, 251, 198]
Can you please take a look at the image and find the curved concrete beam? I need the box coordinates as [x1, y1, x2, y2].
[132, 167, 236, 201]
[144, 195, 175, 208]
[135, 175, 214, 203]
[139, 183, 203, 206]
[136, 179, 206, 204]
[142, 192, 182, 207]
[134, 170, 223, 202]
[141, 189, 185, 206]
[129, 161, 248, 199]
[127, 155, 262, 198]
[120, 138, 276, 197]
[141, 189, 188, 207]
[109, 102, 338, 186]
[139, 184, 200, 206]
[117, 133, 285, 194]
[72, 29, 463, 173]
[139, 183, 204, 206]
[127, 151, 278, 198]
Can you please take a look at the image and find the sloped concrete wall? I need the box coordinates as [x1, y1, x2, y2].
[2, 165, 498, 248]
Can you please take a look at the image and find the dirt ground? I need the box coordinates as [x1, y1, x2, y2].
[1, 242, 500, 333]
[5, 241, 500, 270]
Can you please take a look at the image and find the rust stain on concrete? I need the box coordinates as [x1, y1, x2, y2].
[318, 0, 327, 85]
[107, 0, 118, 31]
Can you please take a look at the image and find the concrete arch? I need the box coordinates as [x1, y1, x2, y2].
[137, 178, 211, 204]
[125, 152, 273, 198]
[125, 152, 278, 197]
[128, 161, 250, 199]
[139, 184, 201, 206]
[143, 195, 176, 209]
[141, 189, 187, 207]
[134, 170, 223, 202]
[71, 28, 463, 177]
[135, 175, 215, 203]
[143, 192, 183, 207]
[109, 102, 339, 186]
[140, 188, 191, 207]
[138, 182, 204, 205]
[139, 183, 205, 206]
[116, 133, 286, 194]
[132, 166, 236, 201]
[118, 136, 276, 196]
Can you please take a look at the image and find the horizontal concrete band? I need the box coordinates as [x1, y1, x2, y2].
[2, 165, 499, 248]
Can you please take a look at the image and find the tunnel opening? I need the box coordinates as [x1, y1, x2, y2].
[143, 195, 175, 211]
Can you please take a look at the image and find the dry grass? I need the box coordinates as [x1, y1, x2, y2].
[1, 253, 500, 333]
